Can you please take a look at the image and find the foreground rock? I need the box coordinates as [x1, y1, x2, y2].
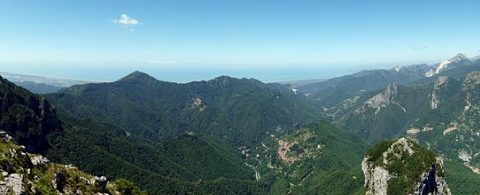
[0, 133, 146, 195]
[362, 138, 451, 195]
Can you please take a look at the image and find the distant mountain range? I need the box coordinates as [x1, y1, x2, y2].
[291, 54, 480, 116]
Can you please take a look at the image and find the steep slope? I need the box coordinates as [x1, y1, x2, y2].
[46, 116, 266, 194]
[0, 133, 145, 195]
[160, 133, 254, 181]
[252, 121, 370, 194]
[46, 71, 318, 147]
[362, 138, 451, 195]
[1, 75, 266, 194]
[0, 75, 62, 153]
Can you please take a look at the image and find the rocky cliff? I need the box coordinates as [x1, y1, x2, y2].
[362, 138, 451, 195]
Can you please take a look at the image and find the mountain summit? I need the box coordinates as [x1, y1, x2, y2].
[119, 71, 159, 83]
[425, 53, 472, 77]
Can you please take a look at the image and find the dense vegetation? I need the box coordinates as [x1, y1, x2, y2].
[46, 118, 267, 194]
[1, 75, 269, 194]
[444, 160, 480, 194]
[46, 72, 317, 148]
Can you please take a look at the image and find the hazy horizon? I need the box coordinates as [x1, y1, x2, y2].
[1, 0, 480, 82]
[0, 59, 439, 83]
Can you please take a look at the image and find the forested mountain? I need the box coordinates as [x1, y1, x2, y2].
[1, 75, 269, 194]
[46, 71, 318, 147]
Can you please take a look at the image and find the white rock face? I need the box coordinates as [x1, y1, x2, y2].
[0, 174, 25, 195]
[431, 76, 449, 109]
[357, 83, 399, 115]
[362, 158, 392, 195]
[31, 155, 49, 166]
[365, 83, 398, 109]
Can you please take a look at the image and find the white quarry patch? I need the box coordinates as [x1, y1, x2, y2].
[458, 151, 472, 163]
[407, 128, 420, 135]
[436, 60, 452, 74]
[422, 125, 434, 132]
[425, 69, 435, 78]
[289, 86, 299, 95]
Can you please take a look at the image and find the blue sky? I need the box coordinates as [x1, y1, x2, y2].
[1, 0, 480, 82]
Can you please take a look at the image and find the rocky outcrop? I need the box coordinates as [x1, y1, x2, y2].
[362, 138, 451, 195]
[0, 173, 24, 195]
[364, 83, 398, 109]
[362, 162, 390, 195]
[431, 76, 449, 109]
[463, 71, 480, 90]
[0, 135, 144, 195]
[356, 83, 400, 115]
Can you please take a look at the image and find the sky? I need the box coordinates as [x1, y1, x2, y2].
[1, 0, 480, 82]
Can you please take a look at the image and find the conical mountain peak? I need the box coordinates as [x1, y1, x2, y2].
[119, 71, 158, 83]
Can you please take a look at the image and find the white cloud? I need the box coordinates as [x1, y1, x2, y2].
[113, 14, 140, 26]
